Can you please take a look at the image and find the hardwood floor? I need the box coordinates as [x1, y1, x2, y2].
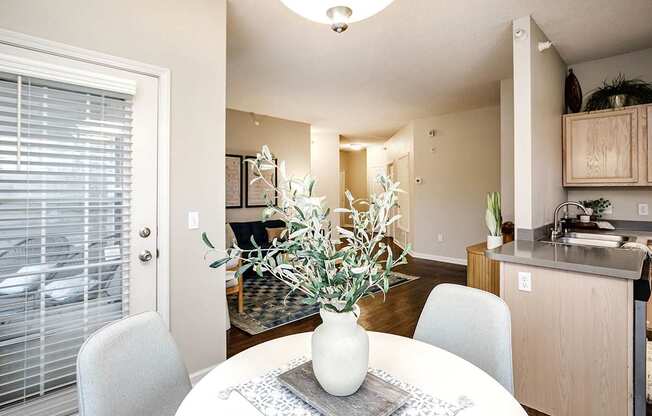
[226, 241, 551, 416]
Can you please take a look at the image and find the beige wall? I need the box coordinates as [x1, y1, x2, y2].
[340, 149, 368, 224]
[566, 48, 652, 221]
[310, 129, 340, 235]
[226, 109, 310, 223]
[513, 16, 567, 232]
[0, 0, 228, 373]
[500, 79, 515, 223]
[530, 20, 567, 228]
[513, 16, 534, 230]
[366, 108, 499, 263]
[367, 124, 414, 247]
[412, 106, 500, 261]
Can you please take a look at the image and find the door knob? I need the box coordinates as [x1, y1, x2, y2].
[138, 250, 153, 262]
[139, 227, 151, 238]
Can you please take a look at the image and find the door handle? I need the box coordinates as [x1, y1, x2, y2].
[138, 250, 153, 262]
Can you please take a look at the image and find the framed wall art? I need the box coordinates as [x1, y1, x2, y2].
[225, 154, 243, 208]
[245, 155, 278, 207]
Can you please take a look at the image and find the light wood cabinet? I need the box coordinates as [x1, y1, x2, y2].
[563, 105, 650, 187]
[501, 262, 633, 416]
[466, 242, 500, 295]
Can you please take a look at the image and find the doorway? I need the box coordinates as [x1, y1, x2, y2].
[0, 40, 164, 413]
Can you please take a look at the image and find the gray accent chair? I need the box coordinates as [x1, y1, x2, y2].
[76, 312, 192, 416]
[413, 284, 514, 394]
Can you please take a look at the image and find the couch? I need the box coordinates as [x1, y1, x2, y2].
[226, 219, 286, 253]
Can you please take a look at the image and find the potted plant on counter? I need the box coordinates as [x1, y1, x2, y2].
[485, 192, 503, 249]
[578, 198, 611, 221]
[202, 145, 410, 397]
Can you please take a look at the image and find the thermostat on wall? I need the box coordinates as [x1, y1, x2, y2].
[415, 177, 423, 184]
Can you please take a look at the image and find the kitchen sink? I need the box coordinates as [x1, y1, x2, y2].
[542, 232, 635, 248]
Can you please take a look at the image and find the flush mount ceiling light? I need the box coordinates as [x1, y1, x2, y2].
[348, 143, 364, 151]
[280, 0, 395, 33]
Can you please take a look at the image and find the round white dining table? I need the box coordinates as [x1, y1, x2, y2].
[176, 331, 527, 416]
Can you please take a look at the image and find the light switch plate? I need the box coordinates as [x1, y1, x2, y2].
[638, 203, 649, 216]
[188, 211, 199, 230]
[518, 272, 532, 292]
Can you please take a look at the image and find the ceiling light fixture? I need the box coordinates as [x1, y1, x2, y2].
[348, 143, 363, 151]
[280, 0, 395, 33]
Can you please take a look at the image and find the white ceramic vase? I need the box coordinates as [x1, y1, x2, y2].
[311, 305, 369, 396]
[487, 235, 503, 249]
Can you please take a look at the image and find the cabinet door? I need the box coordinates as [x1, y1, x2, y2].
[501, 263, 632, 416]
[563, 108, 639, 185]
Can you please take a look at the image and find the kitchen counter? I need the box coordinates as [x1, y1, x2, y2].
[486, 239, 648, 280]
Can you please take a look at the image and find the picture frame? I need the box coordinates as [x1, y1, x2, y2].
[225, 154, 243, 209]
[245, 155, 278, 207]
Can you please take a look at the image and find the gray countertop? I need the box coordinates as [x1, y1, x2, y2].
[486, 239, 648, 280]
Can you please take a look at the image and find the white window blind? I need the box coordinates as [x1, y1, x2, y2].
[0, 71, 133, 415]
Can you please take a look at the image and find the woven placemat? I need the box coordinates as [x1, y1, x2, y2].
[218, 357, 474, 415]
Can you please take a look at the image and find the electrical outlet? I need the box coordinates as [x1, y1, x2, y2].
[638, 203, 649, 216]
[188, 211, 199, 230]
[518, 272, 532, 292]
[437, 234, 444, 242]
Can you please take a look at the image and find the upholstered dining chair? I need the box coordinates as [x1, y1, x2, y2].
[413, 284, 514, 394]
[76, 311, 191, 416]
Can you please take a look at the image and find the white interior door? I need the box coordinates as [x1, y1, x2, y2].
[339, 171, 346, 225]
[0, 43, 159, 414]
[386, 163, 396, 239]
[395, 154, 410, 247]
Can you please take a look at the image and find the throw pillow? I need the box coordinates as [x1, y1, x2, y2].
[266, 227, 285, 242]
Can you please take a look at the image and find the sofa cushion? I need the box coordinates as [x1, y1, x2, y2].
[229, 220, 287, 249]
[239, 242, 272, 259]
[229, 222, 254, 247]
[263, 219, 285, 229]
[266, 227, 285, 242]
[249, 221, 269, 247]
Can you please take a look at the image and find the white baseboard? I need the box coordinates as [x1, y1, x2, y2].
[410, 251, 467, 266]
[393, 238, 406, 251]
[190, 365, 217, 386]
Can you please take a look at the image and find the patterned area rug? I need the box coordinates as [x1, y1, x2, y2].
[228, 272, 420, 335]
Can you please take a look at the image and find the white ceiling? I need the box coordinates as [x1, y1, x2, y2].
[226, 0, 652, 141]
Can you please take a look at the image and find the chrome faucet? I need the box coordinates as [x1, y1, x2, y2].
[551, 201, 590, 240]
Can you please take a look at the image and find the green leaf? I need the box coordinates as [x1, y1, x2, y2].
[236, 263, 252, 277]
[337, 227, 354, 239]
[201, 232, 214, 249]
[209, 258, 231, 268]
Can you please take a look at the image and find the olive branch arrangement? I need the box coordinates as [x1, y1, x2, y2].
[202, 145, 410, 313]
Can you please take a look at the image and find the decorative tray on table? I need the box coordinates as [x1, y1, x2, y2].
[277, 361, 410, 416]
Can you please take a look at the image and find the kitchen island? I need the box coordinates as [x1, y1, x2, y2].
[487, 238, 650, 416]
